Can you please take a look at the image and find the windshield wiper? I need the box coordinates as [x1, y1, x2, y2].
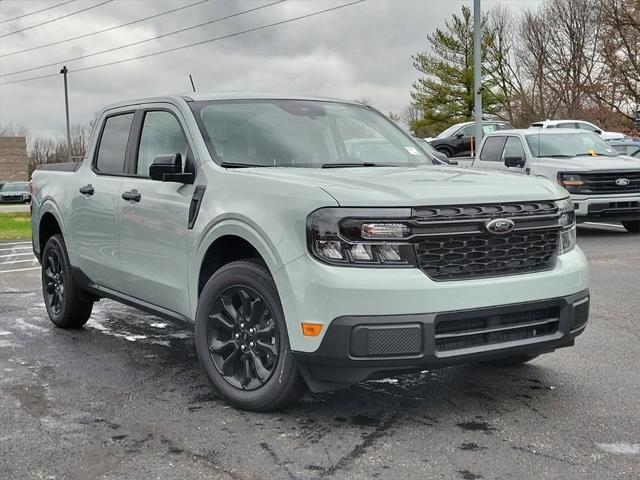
[575, 153, 607, 157]
[220, 161, 267, 168]
[321, 162, 397, 169]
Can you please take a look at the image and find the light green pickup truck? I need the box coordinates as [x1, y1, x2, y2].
[31, 93, 590, 410]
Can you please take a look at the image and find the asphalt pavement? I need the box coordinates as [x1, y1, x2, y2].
[0, 224, 639, 480]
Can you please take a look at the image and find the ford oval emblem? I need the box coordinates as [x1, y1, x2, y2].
[485, 218, 515, 235]
[615, 178, 630, 186]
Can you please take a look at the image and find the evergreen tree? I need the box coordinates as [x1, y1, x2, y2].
[410, 5, 506, 137]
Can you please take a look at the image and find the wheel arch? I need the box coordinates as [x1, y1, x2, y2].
[37, 201, 66, 259]
[192, 219, 287, 304]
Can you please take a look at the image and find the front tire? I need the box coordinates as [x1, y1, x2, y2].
[195, 260, 306, 411]
[622, 220, 640, 233]
[42, 234, 93, 328]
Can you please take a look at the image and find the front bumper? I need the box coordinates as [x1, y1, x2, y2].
[572, 194, 640, 222]
[0, 195, 30, 204]
[293, 290, 589, 391]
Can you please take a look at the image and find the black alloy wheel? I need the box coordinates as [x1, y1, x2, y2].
[206, 286, 279, 390]
[43, 249, 65, 316]
[195, 260, 306, 410]
[41, 234, 93, 329]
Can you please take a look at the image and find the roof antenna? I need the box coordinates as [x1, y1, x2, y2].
[188, 74, 196, 93]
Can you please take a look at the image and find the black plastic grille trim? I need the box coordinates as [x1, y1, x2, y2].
[415, 229, 559, 280]
[568, 171, 640, 194]
[435, 306, 560, 352]
[413, 201, 558, 221]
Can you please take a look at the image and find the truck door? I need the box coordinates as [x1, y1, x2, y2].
[70, 111, 133, 290]
[471, 135, 506, 170]
[498, 136, 528, 173]
[117, 107, 194, 317]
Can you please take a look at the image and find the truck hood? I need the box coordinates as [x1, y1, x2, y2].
[536, 155, 640, 172]
[234, 165, 567, 206]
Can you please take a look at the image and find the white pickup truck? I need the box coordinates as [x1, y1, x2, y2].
[456, 129, 640, 232]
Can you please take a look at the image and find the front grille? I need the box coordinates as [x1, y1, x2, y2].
[411, 201, 561, 281]
[574, 171, 640, 194]
[415, 229, 559, 280]
[435, 306, 560, 352]
[1, 195, 22, 202]
[413, 201, 557, 221]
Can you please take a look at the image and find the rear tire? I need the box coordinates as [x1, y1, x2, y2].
[436, 147, 453, 158]
[481, 354, 540, 367]
[195, 260, 306, 411]
[622, 220, 640, 233]
[41, 234, 93, 328]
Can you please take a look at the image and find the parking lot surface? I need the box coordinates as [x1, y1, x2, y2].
[1, 224, 639, 480]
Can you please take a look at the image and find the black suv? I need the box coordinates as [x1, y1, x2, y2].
[429, 121, 513, 158]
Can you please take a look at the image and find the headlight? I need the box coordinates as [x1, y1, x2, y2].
[307, 208, 416, 266]
[555, 198, 576, 254]
[557, 173, 583, 193]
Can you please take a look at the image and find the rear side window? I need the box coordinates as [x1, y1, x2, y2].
[95, 113, 134, 175]
[479, 136, 507, 161]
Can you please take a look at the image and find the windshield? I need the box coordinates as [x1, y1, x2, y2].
[525, 132, 619, 158]
[436, 124, 464, 139]
[1, 183, 28, 192]
[191, 100, 435, 168]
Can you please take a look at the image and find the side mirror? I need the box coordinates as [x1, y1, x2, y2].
[504, 155, 526, 168]
[149, 153, 193, 183]
[446, 159, 459, 166]
[455, 133, 464, 139]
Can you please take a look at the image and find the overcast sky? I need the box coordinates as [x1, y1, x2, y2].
[0, 0, 541, 139]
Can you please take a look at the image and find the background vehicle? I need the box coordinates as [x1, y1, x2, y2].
[415, 137, 448, 162]
[428, 120, 513, 158]
[529, 119, 624, 141]
[31, 94, 589, 410]
[608, 138, 640, 158]
[463, 129, 640, 233]
[0, 181, 31, 203]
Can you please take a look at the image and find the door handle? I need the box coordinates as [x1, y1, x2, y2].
[79, 184, 94, 195]
[121, 190, 141, 202]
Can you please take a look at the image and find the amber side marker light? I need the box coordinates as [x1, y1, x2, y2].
[302, 323, 323, 336]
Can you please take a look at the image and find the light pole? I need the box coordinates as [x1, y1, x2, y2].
[473, 0, 483, 153]
[60, 65, 72, 163]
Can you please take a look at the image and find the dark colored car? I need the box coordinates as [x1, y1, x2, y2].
[608, 138, 640, 158]
[0, 181, 31, 203]
[429, 121, 513, 158]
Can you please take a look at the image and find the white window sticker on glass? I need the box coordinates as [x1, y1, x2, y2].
[404, 146, 421, 155]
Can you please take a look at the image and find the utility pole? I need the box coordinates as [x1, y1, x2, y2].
[60, 66, 72, 163]
[473, 0, 482, 154]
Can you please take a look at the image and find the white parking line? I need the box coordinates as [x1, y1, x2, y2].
[0, 259, 39, 265]
[0, 241, 31, 246]
[0, 247, 33, 252]
[0, 267, 40, 274]
[0, 252, 35, 258]
[583, 222, 626, 228]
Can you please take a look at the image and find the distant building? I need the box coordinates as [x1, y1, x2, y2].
[0, 136, 28, 182]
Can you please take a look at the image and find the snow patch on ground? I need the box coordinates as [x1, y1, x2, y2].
[596, 443, 640, 455]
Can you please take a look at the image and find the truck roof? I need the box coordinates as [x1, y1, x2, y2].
[101, 92, 360, 111]
[484, 128, 593, 137]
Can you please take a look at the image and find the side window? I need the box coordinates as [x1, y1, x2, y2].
[459, 125, 475, 137]
[95, 113, 134, 175]
[482, 124, 497, 134]
[502, 136, 526, 159]
[558, 122, 579, 129]
[577, 122, 598, 132]
[137, 111, 188, 176]
[479, 136, 507, 161]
